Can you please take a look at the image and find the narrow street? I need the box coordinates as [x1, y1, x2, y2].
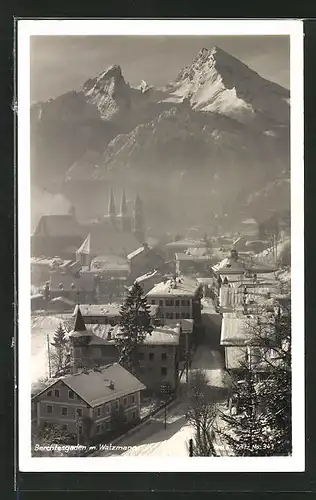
[97, 310, 230, 457]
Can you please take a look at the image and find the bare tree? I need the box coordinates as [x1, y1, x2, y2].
[186, 369, 218, 456]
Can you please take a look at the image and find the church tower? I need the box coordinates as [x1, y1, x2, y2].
[133, 193, 145, 243]
[118, 189, 132, 233]
[108, 188, 117, 229]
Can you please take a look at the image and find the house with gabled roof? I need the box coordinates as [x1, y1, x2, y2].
[31, 214, 85, 259]
[31, 362, 146, 436]
[68, 306, 181, 391]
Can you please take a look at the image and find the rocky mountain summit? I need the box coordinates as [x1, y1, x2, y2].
[31, 46, 290, 231]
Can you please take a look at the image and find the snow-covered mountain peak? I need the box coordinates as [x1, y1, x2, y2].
[170, 45, 289, 125]
[82, 64, 133, 121]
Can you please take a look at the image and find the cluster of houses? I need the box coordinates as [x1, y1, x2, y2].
[31, 198, 290, 440]
[31, 273, 204, 439]
[211, 248, 290, 411]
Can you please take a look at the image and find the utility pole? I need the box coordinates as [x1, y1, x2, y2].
[185, 329, 189, 384]
[47, 333, 52, 378]
[160, 383, 170, 430]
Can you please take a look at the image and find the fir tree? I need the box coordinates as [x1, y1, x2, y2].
[221, 303, 291, 456]
[219, 369, 274, 456]
[51, 323, 69, 373]
[115, 282, 153, 373]
[254, 307, 292, 455]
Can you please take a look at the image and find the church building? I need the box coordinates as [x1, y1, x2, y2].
[76, 189, 145, 267]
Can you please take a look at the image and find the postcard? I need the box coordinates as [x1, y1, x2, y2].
[18, 19, 304, 472]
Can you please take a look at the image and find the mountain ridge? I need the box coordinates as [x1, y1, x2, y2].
[31, 46, 290, 232]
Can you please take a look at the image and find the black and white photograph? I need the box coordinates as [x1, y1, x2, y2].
[18, 19, 304, 472]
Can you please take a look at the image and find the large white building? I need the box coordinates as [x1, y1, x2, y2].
[146, 276, 202, 323]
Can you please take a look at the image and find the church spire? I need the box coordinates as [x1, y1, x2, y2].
[108, 189, 116, 217]
[134, 192, 142, 211]
[133, 192, 144, 242]
[73, 305, 86, 332]
[120, 188, 128, 216]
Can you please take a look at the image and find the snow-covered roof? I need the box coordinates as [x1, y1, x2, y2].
[213, 253, 278, 275]
[175, 252, 212, 261]
[135, 269, 162, 284]
[241, 218, 257, 225]
[90, 255, 130, 272]
[127, 246, 149, 260]
[73, 303, 159, 318]
[165, 239, 206, 249]
[90, 323, 181, 346]
[146, 276, 201, 297]
[220, 312, 275, 346]
[32, 363, 146, 407]
[50, 296, 76, 306]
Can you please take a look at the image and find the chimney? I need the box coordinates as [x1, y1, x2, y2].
[109, 380, 115, 390]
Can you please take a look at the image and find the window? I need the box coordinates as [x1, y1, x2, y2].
[166, 299, 174, 306]
[151, 299, 156, 305]
[96, 424, 101, 434]
[132, 411, 136, 420]
[161, 352, 167, 361]
[47, 390, 52, 397]
[61, 424, 68, 431]
[166, 312, 174, 319]
[97, 407, 101, 417]
[175, 300, 180, 307]
[104, 404, 110, 414]
[132, 395, 135, 404]
[124, 413, 128, 423]
[46, 405, 53, 414]
[115, 400, 119, 410]
[61, 407, 68, 416]
[149, 352, 154, 361]
[76, 408, 83, 418]
[159, 300, 164, 306]
[54, 389, 60, 398]
[68, 390, 75, 400]
[181, 312, 187, 319]
[139, 352, 144, 360]
[105, 421, 110, 431]
[175, 312, 180, 319]
[123, 397, 127, 407]
[161, 367, 167, 376]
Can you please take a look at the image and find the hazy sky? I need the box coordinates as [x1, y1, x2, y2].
[30, 35, 290, 103]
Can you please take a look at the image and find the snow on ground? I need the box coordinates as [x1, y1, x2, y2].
[201, 298, 218, 315]
[190, 344, 227, 388]
[99, 340, 230, 457]
[31, 314, 72, 382]
[97, 402, 193, 457]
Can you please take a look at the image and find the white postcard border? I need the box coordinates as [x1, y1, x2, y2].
[18, 19, 304, 472]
